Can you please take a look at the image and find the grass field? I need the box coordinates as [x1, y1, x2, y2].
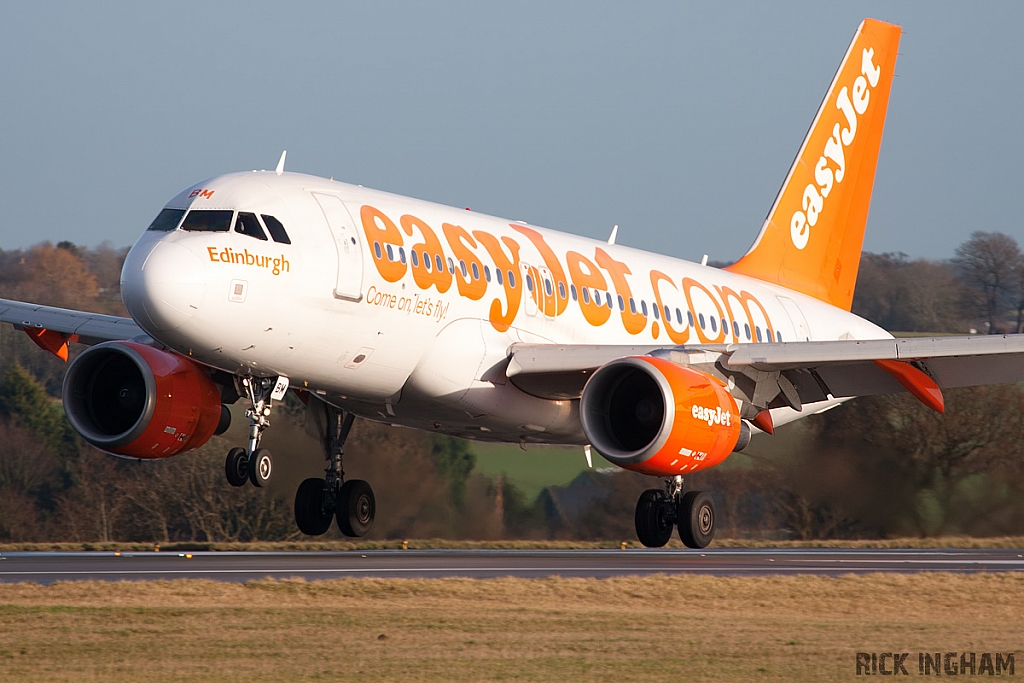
[469, 442, 613, 500]
[0, 574, 1020, 682]
[466, 418, 805, 501]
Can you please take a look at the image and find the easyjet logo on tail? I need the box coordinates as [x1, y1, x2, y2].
[726, 19, 901, 312]
[791, 47, 880, 250]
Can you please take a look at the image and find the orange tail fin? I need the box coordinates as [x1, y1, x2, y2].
[726, 19, 901, 311]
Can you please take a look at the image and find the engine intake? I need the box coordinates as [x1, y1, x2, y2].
[580, 356, 744, 476]
[63, 341, 224, 459]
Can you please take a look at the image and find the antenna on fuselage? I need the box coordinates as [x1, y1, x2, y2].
[607, 225, 618, 245]
[275, 150, 287, 176]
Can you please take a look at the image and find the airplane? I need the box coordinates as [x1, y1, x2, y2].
[4, 18, 1024, 548]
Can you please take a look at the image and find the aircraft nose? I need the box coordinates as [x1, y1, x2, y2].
[123, 240, 208, 332]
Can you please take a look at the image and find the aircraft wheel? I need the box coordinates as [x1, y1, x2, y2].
[678, 490, 716, 549]
[225, 447, 249, 487]
[248, 448, 273, 488]
[634, 489, 674, 548]
[294, 478, 334, 536]
[337, 479, 375, 537]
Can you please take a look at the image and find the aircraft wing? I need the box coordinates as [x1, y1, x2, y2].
[0, 297, 143, 360]
[506, 335, 1024, 412]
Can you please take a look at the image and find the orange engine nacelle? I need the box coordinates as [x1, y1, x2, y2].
[62, 341, 226, 459]
[579, 356, 746, 477]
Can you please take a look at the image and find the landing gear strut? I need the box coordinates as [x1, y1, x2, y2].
[634, 476, 716, 549]
[223, 376, 284, 488]
[294, 404, 376, 537]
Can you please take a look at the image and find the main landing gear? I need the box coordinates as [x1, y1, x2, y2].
[224, 376, 280, 489]
[635, 476, 716, 549]
[293, 404, 376, 537]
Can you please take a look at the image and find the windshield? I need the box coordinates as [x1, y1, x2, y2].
[180, 210, 233, 232]
[146, 208, 185, 232]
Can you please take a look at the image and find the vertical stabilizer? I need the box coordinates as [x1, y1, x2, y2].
[725, 19, 901, 311]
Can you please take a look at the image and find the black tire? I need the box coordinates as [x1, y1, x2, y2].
[634, 489, 674, 548]
[294, 478, 334, 536]
[337, 479, 375, 537]
[225, 447, 249, 487]
[248, 448, 273, 487]
[679, 490, 716, 549]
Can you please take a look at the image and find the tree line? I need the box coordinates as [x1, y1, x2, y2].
[1, 234, 1023, 542]
[852, 231, 1024, 334]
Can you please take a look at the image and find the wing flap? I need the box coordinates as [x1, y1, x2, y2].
[508, 335, 1024, 404]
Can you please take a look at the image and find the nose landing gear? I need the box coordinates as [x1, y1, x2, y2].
[223, 376, 285, 488]
[293, 403, 376, 537]
[225, 447, 249, 487]
[634, 476, 716, 549]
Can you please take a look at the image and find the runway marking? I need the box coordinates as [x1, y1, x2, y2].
[4, 562, 1024, 578]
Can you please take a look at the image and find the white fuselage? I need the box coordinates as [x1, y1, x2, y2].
[121, 171, 890, 444]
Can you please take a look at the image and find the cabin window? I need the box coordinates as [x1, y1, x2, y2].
[386, 245, 394, 261]
[641, 300, 648, 317]
[374, 242, 382, 259]
[526, 274, 534, 292]
[558, 281, 566, 299]
[235, 212, 268, 240]
[146, 208, 185, 232]
[698, 313, 705, 329]
[484, 265, 491, 282]
[582, 288, 591, 304]
[399, 247, 406, 264]
[496, 269, 504, 286]
[777, 330, 783, 342]
[508, 271, 516, 288]
[687, 311, 694, 327]
[570, 284, 577, 301]
[733, 321, 740, 338]
[756, 326, 763, 342]
[411, 250, 419, 267]
[435, 254, 443, 272]
[181, 210, 232, 232]
[261, 215, 291, 244]
[744, 323, 751, 340]
[618, 295, 625, 312]
[710, 316, 717, 333]
[472, 262, 480, 280]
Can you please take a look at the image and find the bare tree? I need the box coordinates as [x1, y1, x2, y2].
[952, 231, 1023, 333]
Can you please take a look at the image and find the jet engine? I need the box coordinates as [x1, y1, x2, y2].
[63, 341, 227, 459]
[579, 356, 747, 476]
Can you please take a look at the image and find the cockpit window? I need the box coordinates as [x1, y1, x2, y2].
[146, 208, 185, 232]
[180, 210, 233, 232]
[261, 214, 291, 244]
[235, 212, 268, 240]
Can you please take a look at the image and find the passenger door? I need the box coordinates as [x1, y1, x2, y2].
[312, 193, 363, 301]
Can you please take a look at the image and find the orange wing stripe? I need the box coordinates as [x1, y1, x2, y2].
[874, 359, 945, 413]
[24, 327, 75, 362]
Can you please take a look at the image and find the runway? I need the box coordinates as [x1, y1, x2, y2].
[1, 548, 1023, 583]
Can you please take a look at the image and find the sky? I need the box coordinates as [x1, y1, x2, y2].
[0, 1, 1021, 262]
